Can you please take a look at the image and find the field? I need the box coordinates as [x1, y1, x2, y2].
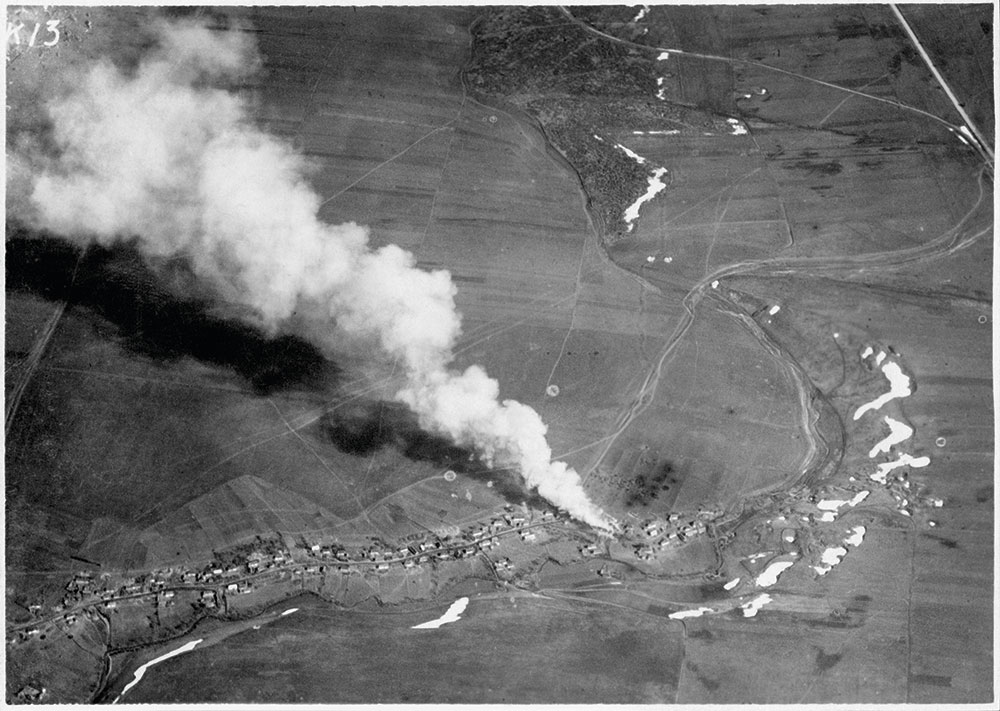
[4, 3, 993, 705]
[5, 4, 816, 588]
[4, 611, 107, 704]
[122, 592, 687, 704]
[721, 271, 994, 702]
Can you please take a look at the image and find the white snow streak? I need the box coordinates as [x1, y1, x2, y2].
[755, 560, 794, 587]
[668, 606, 714, 620]
[741, 593, 773, 617]
[412, 597, 469, 629]
[853, 362, 912, 420]
[870, 453, 930, 483]
[114, 639, 204, 703]
[868, 415, 914, 458]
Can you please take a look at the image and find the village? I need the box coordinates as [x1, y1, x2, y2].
[7, 501, 726, 652]
[8, 455, 942, 655]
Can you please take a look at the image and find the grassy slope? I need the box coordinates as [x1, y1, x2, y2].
[126, 594, 686, 704]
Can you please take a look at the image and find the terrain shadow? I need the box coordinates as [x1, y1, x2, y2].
[321, 400, 554, 511]
[5, 227, 341, 395]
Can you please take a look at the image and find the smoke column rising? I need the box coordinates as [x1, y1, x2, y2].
[13, 19, 614, 531]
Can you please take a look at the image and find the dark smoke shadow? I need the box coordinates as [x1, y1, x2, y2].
[6, 228, 341, 395]
[320, 400, 553, 511]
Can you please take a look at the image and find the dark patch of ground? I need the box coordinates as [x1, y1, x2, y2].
[6, 229, 340, 395]
[320, 400, 554, 511]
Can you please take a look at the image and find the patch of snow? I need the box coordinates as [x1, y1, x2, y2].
[280, 608, 299, 616]
[755, 560, 794, 587]
[853, 361, 913, 421]
[768, 305, 780, 316]
[727, 118, 748, 135]
[663, 256, 673, 263]
[861, 345, 874, 359]
[657, 51, 670, 61]
[870, 453, 930, 483]
[817, 499, 847, 512]
[646, 255, 656, 263]
[632, 130, 680, 135]
[820, 546, 847, 565]
[741, 593, 772, 617]
[844, 525, 866, 547]
[624, 167, 668, 225]
[711, 280, 719, 289]
[875, 350, 886, 366]
[114, 639, 204, 703]
[812, 546, 848, 575]
[593, 134, 604, 142]
[847, 490, 870, 507]
[412, 597, 469, 629]
[615, 143, 647, 164]
[656, 77, 667, 101]
[869, 416, 914, 458]
[746, 552, 769, 561]
[668, 606, 714, 620]
[819, 511, 837, 522]
[723, 577, 741, 591]
[633, 5, 650, 23]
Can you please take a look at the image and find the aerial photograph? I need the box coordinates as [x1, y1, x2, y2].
[4, 2, 995, 705]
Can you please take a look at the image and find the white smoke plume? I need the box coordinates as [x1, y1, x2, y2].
[11, 19, 614, 531]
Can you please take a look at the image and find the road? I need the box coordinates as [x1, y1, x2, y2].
[579, 160, 990, 489]
[888, 3, 994, 167]
[5, 301, 66, 436]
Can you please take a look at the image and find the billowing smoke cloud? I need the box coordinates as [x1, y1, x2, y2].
[11, 19, 614, 531]
[399, 367, 610, 529]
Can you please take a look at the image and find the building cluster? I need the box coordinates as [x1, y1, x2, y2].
[10, 507, 566, 644]
[624, 512, 713, 560]
[8, 604, 106, 647]
[306, 507, 558, 574]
